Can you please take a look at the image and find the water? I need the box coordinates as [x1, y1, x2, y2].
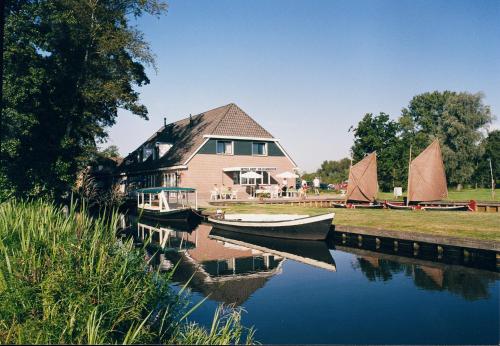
[121, 215, 500, 344]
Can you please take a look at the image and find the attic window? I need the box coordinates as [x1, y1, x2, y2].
[217, 141, 233, 155]
[156, 142, 173, 158]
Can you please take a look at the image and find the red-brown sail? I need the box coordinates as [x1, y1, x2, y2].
[346, 152, 378, 202]
[408, 140, 448, 202]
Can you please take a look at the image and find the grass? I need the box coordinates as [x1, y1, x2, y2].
[207, 203, 500, 242]
[0, 200, 254, 344]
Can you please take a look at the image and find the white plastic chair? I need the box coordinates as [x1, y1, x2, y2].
[210, 190, 219, 200]
[231, 189, 238, 200]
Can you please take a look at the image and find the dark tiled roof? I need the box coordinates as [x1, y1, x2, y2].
[120, 103, 275, 173]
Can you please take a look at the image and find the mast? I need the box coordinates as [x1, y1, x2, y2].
[406, 145, 412, 206]
[345, 154, 353, 204]
[489, 158, 495, 200]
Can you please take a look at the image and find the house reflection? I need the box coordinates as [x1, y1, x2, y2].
[129, 217, 337, 305]
[350, 249, 499, 301]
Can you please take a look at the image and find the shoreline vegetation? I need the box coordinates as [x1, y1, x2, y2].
[0, 200, 254, 344]
[206, 203, 500, 243]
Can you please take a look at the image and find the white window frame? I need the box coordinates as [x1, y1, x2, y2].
[239, 170, 271, 186]
[216, 140, 234, 155]
[252, 142, 268, 156]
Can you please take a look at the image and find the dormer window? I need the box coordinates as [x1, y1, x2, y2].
[156, 142, 173, 158]
[252, 142, 268, 156]
[143, 147, 153, 161]
[216, 140, 233, 155]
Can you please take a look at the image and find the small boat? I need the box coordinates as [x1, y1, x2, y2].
[136, 187, 199, 221]
[350, 203, 384, 209]
[385, 201, 416, 210]
[333, 202, 383, 209]
[207, 213, 335, 240]
[421, 205, 471, 212]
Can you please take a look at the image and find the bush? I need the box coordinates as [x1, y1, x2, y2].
[0, 200, 254, 344]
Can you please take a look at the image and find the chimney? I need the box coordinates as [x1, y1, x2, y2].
[164, 117, 166, 126]
[189, 114, 193, 126]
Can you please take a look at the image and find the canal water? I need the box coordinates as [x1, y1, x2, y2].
[122, 215, 500, 344]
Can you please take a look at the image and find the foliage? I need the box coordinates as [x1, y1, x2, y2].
[1, 0, 167, 200]
[0, 200, 255, 344]
[472, 130, 499, 188]
[348, 91, 494, 190]
[303, 158, 350, 184]
[171, 305, 255, 345]
[351, 113, 403, 191]
[399, 91, 493, 186]
[99, 145, 121, 160]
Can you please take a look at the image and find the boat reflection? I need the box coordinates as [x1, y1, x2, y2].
[339, 245, 500, 301]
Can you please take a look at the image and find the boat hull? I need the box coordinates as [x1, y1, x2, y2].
[385, 202, 415, 210]
[208, 213, 334, 240]
[421, 205, 470, 211]
[137, 208, 196, 221]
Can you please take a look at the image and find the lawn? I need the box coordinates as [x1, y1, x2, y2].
[206, 203, 500, 242]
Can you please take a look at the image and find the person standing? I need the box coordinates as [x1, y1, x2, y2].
[313, 176, 320, 195]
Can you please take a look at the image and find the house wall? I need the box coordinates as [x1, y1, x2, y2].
[179, 152, 296, 201]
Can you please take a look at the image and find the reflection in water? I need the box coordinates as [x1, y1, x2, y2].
[349, 250, 499, 301]
[121, 213, 499, 305]
[118, 214, 499, 343]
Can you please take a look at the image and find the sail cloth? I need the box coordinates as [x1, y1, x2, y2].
[346, 152, 378, 202]
[408, 140, 448, 202]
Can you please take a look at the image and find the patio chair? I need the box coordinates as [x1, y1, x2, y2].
[270, 185, 280, 198]
[230, 189, 238, 200]
[210, 189, 219, 200]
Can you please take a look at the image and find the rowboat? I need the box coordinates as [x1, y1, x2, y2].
[421, 205, 471, 211]
[136, 187, 199, 221]
[207, 213, 335, 240]
[385, 201, 415, 210]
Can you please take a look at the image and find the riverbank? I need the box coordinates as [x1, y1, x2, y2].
[204, 204, 500, 247]
[0, 200, 254, 344]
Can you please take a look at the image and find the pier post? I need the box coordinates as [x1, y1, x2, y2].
[394, 240, 398, 252]
[413, 242, 420, 256]
[375, 238, 381, 249]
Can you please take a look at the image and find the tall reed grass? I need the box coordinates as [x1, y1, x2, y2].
[0, 200, 254, 344]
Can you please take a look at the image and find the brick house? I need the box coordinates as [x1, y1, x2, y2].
[119, 103, 298, 200]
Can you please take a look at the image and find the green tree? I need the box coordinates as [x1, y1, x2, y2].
[351, 113, 403, 191]
[99, 145, 121, 159]
[473, 130, 499, 188]
[1, 0, 167, 200]
[399, 91, 493, 187]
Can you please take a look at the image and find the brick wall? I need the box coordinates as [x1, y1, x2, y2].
[179, 153, 297, 201]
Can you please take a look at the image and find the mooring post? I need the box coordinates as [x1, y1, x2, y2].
[413, 242, 420, 256]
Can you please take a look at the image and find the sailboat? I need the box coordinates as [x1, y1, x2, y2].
[334, 152, 383, 209]
[386, 140, 471, 211]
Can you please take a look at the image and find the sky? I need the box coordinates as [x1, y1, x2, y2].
[107, 0, 500, 172]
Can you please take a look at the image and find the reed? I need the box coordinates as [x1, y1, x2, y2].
[0, 200, 254, 344]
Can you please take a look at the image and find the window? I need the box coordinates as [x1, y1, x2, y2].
[252, 142, 267, 156]
[216, 141, 233, 155]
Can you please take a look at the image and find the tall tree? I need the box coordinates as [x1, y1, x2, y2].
[472, 130, 499, 188]
[399, 91, 492, 188]
[1, 0, 167, 200]
[351, 113, 402, 191]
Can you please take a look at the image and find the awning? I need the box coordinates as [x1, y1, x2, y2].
[223, 167, 277, 172]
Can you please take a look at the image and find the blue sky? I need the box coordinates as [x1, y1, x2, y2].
[107, 0, 500, 172]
